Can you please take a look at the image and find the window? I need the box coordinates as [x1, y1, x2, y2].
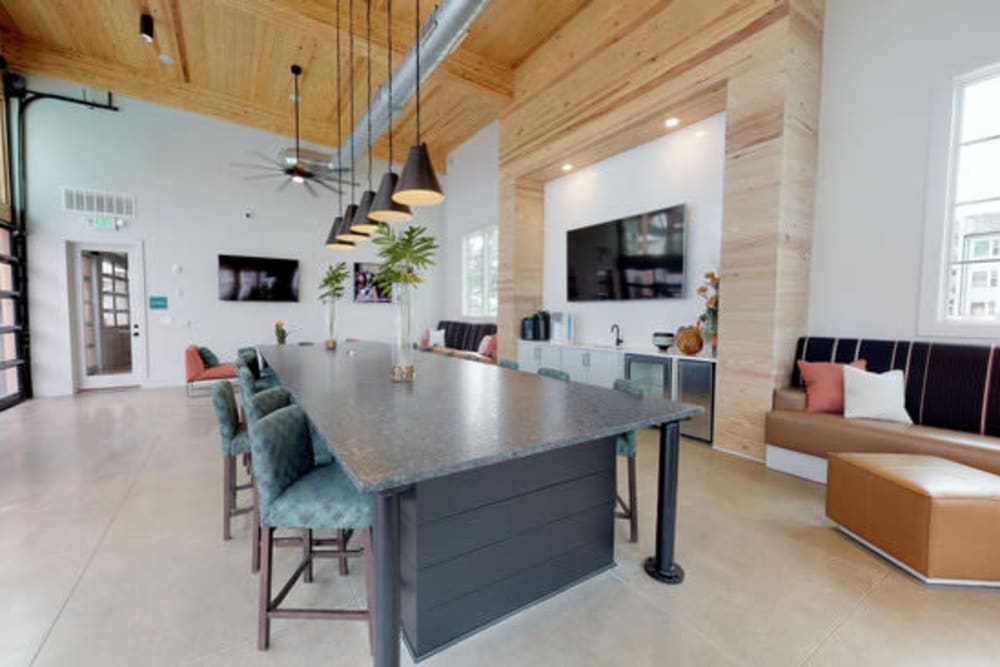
[462, 226, 498, 317]
[941, 68, 1000, 323]
[0, 220, 26, 409]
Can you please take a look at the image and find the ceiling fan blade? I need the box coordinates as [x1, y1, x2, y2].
[311, 179, 343, 195]
[303, 180, 319, 198]
[230, 162, 283, 171]
[244, 172, 287, 181]
[250, 151, 285, 168]
[277, 178, 293, 192]
[316, 176, 359, 187]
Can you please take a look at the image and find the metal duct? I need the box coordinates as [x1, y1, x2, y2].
[337, 0, 491, 172]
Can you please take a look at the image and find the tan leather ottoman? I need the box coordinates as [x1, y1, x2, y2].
[827, 453, 1000, 586]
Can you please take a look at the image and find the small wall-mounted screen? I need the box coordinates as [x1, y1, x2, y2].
[218, 255, 300, 302]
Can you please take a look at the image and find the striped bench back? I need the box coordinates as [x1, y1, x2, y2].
[791, 337, 998, 437]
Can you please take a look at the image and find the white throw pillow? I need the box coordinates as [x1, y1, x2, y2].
[843, 365, 913, 424]
[477, 334, 493, 355]
[429, 328, 446, 348]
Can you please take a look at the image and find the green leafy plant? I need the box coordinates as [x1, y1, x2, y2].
[318, 262, 350, 301]
[372, 224, 439, 292]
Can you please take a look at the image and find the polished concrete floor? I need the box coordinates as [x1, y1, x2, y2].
[2, 388, 999, 666]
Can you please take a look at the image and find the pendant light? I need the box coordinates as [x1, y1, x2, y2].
[338, 0, 370, 243]
[369, 0, 413, 223]
[392, 0, 445, 207]
[350, 0, 380, 234]
[325, 0, 354, 250]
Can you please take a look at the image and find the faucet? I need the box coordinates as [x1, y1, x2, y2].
[610, 324, 623, 348]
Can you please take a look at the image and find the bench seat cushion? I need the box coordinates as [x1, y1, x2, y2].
[765, 409, 1000, 476]
[827, 453, 1000, 581]
[197, 362, 237, 381]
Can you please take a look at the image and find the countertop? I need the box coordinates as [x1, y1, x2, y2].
[518, 339, 718, 363]
[259, 342, 702, 493]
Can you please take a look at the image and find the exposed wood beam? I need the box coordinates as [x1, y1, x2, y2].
[220, 0, 513, 104]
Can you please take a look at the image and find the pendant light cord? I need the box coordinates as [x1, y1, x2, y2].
[366, 0, 373, 190]
[415, 0, 420, 143]
[335, 0, 343, 212]
[387, 0, 394, 165]
[349, 0, 355, 204]
[293, 71, 301, 161]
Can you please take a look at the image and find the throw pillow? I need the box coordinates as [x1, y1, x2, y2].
[429, 328, 446, 348]
[420, 329, 431, 348]
[198, 346, 220, 368]
[797, 359, 867, 413]
[483, 335, 498, 359]
[477, 334, 493, 356]
[843, 365, 913, 424]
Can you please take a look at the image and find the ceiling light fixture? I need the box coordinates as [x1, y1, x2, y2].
[561, 163, 573, 172]
[140, 13, 154, 43]
[665, 117, 680, 128]
[325, 0, 355, 250]
[369, 0, 413, 223]
[351, 0, 380, 234]
[393, 0, 445, 207]
[338, 0, 369, 243]
[326, 216, 355, 250]
[157, 53, 175, 65]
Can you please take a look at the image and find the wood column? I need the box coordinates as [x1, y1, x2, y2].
[497, 176, 543, 362]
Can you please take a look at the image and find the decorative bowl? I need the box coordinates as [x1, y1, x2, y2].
[652, 332, 675, 351]
[675, 326, 704, 356]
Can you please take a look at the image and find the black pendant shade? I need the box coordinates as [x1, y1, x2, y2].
[351, 190, 379, 233]
[369, 171, 413, 223]
[337, 204, 369, 242]
[393, 143, 444, 207]
[325, 217, 355, 249]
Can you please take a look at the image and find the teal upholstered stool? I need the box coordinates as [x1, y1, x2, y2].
[538, 367, 570, 382]
[613, 378, 644, 543]
[498, 358, 519, 370]
[239, 347, 280, 385]
[211, 382, 254, 542]
[250, 405, 373, 651]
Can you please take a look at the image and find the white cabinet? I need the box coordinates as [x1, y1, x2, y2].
[539, 344, 562, 370]
[516, 341, 623, 388]
[517, 341, 541, 373]
[560, 347, 590, 382]
[588, 348, 623, 388]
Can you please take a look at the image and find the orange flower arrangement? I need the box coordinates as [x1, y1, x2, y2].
[274, 320, 289, 345]
[698, 271, 720, 342]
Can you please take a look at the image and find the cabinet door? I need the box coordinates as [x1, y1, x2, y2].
[625, 355, 671, 399]
[677, 359, 714, 442]
[588, 349, 623, 388]
[538, 344, 562, 372]
[517, 341, 540, 373]
[560, 347, 589, 384]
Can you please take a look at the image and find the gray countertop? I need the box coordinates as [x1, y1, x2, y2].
[259, 342, 702, 494]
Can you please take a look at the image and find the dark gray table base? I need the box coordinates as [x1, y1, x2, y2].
[644, 422, 685, 584]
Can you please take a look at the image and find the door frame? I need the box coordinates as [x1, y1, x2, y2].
[67, 240, 147, 391]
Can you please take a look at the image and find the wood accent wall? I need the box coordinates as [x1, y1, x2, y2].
[497, 0, 825, 460]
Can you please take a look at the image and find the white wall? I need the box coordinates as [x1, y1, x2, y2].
[25, 75, 443, 396]
[542, 113, 725, 349]
[809, 0, 1000, 340]
[442, 121, 499, 322]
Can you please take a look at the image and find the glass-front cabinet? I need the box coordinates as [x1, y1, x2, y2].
[625, 353, 715, 443]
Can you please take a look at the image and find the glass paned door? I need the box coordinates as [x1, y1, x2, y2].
[73, 244, 144, 390]
[0, 222, 24, 408]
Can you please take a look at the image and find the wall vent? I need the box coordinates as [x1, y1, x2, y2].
[61, 187, 136, 218]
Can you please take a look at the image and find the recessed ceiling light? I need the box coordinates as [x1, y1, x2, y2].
[139, 13, 154, 43]
[561, 163, 573, 172]
[289, 94, 300, 102]
[664, 117, 680, 128]
[695, 130, 706, 138]
[158, 53, 175, 65]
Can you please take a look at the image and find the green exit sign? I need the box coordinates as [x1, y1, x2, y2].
[94, 215, 117, 230]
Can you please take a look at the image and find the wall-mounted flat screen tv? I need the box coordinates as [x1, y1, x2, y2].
[354, 262, 392, 303]
[567, 204, 685, 301]
[218, 254, 300, 302]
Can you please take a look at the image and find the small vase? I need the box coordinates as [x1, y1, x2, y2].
[392, 282, 414, 382]
[324, 298, 338, 350]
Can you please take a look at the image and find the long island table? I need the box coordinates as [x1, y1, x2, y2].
[259, 342, 701, 666]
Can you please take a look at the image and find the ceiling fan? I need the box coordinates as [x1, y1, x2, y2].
[231, 65, 354, 197]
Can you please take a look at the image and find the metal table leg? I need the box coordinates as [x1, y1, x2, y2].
[644, 421, 685, 584]
[373, 490, 401, 666]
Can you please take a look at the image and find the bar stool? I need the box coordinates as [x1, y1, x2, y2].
[249, 404, 374, 651]
[538, 367, 570, 381]
[613, 378, 643, 542]
[211, 382, 254, 541]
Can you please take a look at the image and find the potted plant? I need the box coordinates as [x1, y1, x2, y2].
[372, 224, 439, 382]
[697, 271, 720, 356]
[274, 320, 289, 345]
[319, 262, 350, 350]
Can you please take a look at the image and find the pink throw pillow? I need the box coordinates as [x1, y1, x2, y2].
[420, 329, 431, 348]
[797, 359, 867, 413]
[483, 335, 498, 358]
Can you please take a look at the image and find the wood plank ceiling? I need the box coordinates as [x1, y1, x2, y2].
[0, 0, 591, 171]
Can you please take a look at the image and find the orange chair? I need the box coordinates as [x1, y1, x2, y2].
[186, 345, 237, 396]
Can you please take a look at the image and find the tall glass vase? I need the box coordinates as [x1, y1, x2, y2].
[324, 298, 338, 350]
[392, 282, 414, 382]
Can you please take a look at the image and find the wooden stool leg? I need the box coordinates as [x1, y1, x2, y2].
[303, 529, 314, 583]
[258, 527, 273, 651]
[364, 528, 375, 656]
[251, 486, 261, 573]
[628, 456, 639, 543]
[337, 529, 349, 576]
[223, 455, 235, 541]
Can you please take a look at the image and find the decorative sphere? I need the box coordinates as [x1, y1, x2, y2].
[675, 326, 704, 356]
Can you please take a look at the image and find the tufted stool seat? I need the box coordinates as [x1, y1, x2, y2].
[211, 381, 255, 541]
[613, 378, 644, 543]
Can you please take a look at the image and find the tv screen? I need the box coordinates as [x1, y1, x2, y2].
[218, 255, 300, 302]
[567, 204, 685, 302]
[354, 262, 392, 303]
